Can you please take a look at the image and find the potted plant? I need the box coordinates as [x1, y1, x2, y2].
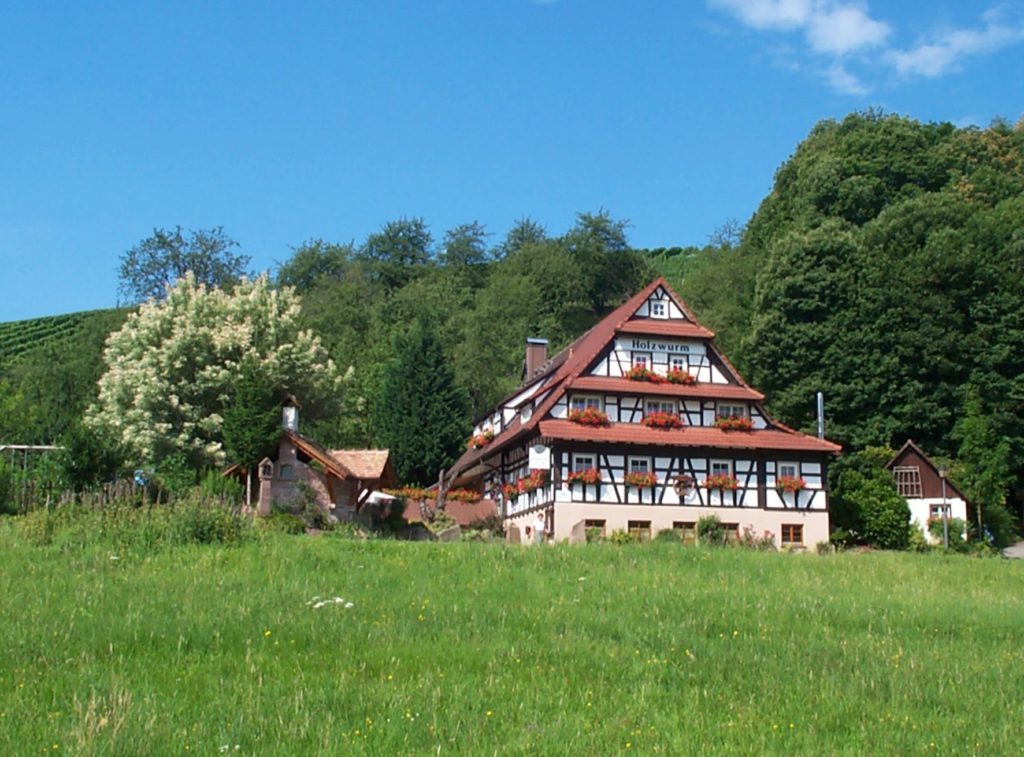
[566, 468, 603, 485]
[624, 365, 665, 384]
[567, 407, 610, 426]
[466, 429, 495, 450]
[516, 469, 548, 494]
[714, 415, 753, 431]
[703, 474, 740, 491]
[776, 475, 806, 493]
[665, 368, 697, 385]
[624, 471, 658, 487]
[642, 411, 683, 429]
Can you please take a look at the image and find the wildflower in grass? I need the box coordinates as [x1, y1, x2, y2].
[263, 630, 271, 637]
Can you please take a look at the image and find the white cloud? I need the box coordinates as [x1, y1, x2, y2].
[805, 5, 890, 55]
[825, 63, 868, 95]
[709, 2, 1024, 94]
[888, 10, 1024, 77]
[711, 0, 889, 55]
[710, 0, 813, 30]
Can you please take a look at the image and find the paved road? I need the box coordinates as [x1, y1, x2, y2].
[1002, 541, 1024, 559]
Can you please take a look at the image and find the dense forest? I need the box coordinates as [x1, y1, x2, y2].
[2, 111, 1022, 532]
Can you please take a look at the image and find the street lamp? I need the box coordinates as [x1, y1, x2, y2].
[939, 465, 950, 549]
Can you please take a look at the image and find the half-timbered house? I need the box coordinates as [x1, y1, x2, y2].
[448, 278, 841, 548]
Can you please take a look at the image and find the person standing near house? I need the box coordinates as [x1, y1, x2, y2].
[534, 512, 546, 544]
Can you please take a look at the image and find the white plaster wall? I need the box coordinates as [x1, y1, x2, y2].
[908, 497, 968, 543]
[525, 502, 831, 549]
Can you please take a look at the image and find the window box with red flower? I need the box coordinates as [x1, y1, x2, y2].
[776, 475, 806, 493]
[642, 411, 683, 429]
[703, 474, 740, 491]
[714, 415, 753, 431]
[566, 468, 603, 485]
[567, 407, 610, 426]
[466, 429, 495, 450]
[446, 488, 483, 503]
[665, 368, 697, 385]
[624, 471, 658, 487]
[516, 469, 548, 494]
[624, 365, 665, 384]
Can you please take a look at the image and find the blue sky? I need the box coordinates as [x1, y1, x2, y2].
[1, 1, 1022, 321]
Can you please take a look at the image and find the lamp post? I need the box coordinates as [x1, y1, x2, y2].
[939, 466, 949, 549]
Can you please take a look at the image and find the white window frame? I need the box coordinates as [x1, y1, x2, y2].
[628, 456, 652, 475]
[669, 355, 688, 372]
[717, 403, 747, 418]
[631, 352, 652, 369]
[778, 462, 798, 480]
[645, 398, 676, 415]
[710, 459, 732, 477]
[572, 453, 596, 473]
[569, 394, 603, 412]
[650, 300, 668, 319]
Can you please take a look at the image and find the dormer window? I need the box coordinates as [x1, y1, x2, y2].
[570, 395, 603, 412]
[717, 403, 747, 419]
[632, 353, 651, 369]
[651, 300, 668, 319]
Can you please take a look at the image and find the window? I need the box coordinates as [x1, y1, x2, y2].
[778, 462, 798, 480]
[645, 399, 676, 415]
[672, 521, 696, 533]
[632, 352, 651, 369]
[723, 523, 740, 543]
[651, 300, 667, 318]
[279, 464, 294, 480]
[584, 519, 606, 530]
[669, 355, 688, 372]
[628, 520, 652, 541]
[781, 524, 803, 545]
[569, 395, 602, 412]
[572, 454, 596, 472]
[710, 460, 732, 477]
[717, 403, 747, 418]
[929, 503, 950, 519]
[628, 457, 651, 474]
[892, 466, 922, 498]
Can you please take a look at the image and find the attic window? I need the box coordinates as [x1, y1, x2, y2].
[892, 466, 922, 498]
[651, 300, 667, 319]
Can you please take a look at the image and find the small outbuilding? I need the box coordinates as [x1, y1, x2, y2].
[885, 440, 969, 543]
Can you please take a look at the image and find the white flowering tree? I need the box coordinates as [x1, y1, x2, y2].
[87, 273, 341, 468]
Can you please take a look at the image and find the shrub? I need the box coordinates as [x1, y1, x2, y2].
[927, 517, 967, 544]
[738, 525, 775, 551]
[607, 529, 633, 545]
[585, 526, 605, 543]
[198, 470, 244, 504]
[259, 511, 307, 535]
[654, 528, 681, 544]
[697, 515, 727, 546]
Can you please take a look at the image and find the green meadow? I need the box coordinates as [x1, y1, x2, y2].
[1, 523, 1023, 755]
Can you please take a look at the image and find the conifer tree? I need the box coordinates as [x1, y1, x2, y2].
[372, 319, 468, 485]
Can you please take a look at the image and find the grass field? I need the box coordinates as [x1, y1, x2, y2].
[1, 524, 1022, 755]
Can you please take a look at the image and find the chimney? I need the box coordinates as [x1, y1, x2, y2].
[525, 338, 549, 379]
[282, 395, 299, 432]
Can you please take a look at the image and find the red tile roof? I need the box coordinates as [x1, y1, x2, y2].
[538, 420, 842, 453]
[402, 498, 499, 528]
[617, 319, 714, 338]
[569, 376, 764, 401]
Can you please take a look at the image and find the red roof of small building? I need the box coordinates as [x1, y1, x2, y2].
[402, 498, 499, 528]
